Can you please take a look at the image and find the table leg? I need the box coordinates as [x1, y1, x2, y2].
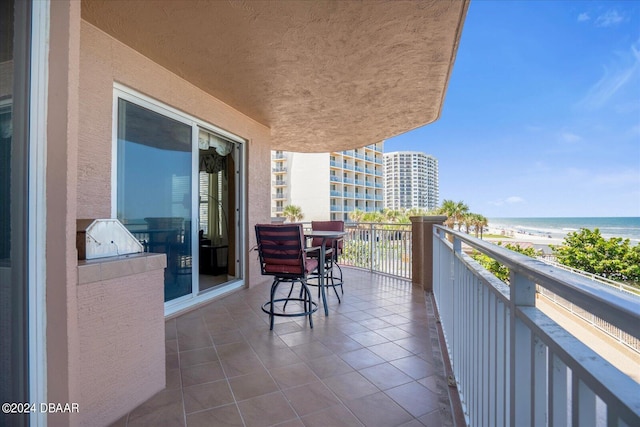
[320, 237, 328, 315]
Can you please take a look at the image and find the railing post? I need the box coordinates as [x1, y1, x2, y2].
[369, 223, 374, 272]
[410, 216, 447, 291]
[510, 270, 536, 427]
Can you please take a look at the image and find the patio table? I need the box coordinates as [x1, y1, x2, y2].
[304, 230, 347, 316]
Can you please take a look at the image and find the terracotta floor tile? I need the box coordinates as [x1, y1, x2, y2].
[236, 391, 297, 427]
[228, 369, 278, 401]
[367, 341, 414, 361]
[344, 391, 413, 427]
[282, 381, 341, 416]
[306, 354, 354, 379]
[300, 404, 365, 427]
[339, 348, 385, 370]
[385, 381, 440, 418]
[183, 379, 234, 414]
[290, 341, 333, 361]
[358, 362, 414, 390]
[254, 347, 303, 369]
[181, 360, 225, 387]
[391, 355, 436, 380]
[349, 330, 388, 347]
[269, 362, 319, 389]
[179, 346, 218, 368]
[323, 371, 378, 400]
[120, 268, 457, 427]
[185, 403, 243, 427]
[127, 389, 185, 427]
[219, 352, 264, 378]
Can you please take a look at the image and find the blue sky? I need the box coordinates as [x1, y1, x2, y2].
[384, 1, 640, 218]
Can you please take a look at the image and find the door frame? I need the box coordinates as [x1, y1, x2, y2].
[112, 84, 246, 315]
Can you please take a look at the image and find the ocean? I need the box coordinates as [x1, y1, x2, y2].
[488, 217, 640, 244]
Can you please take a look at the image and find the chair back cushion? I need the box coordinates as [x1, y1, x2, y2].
[311, 220, 345, 252]
[255, 224, 310, 276]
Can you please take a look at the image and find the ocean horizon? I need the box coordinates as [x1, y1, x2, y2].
[487, 217, 640, 244]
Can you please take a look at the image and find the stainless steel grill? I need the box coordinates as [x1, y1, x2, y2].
[77, 219, 143, 260]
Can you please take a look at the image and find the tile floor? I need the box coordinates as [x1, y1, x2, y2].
[110, 268, 456, 427]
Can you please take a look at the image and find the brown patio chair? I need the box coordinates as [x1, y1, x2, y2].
[255, 223, 319, 330]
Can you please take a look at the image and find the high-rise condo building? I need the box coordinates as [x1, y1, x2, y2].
[383, 151, 439, 211]
[271, 143, 385, 221]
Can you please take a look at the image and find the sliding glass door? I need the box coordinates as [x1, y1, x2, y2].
[115, 90, 245, 306]
[0, 1, 30, 425]
[116, 99, 193, 302]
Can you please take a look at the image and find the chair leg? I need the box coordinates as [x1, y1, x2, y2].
[335, 262, 344, 295]
[269, 279, 278, 330]
[283, 281, 295, 311]
[327, 260, 341, 303]
[301, 280, 313, 329]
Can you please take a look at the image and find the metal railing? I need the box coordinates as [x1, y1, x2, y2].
[340, 222, 412, 279]
[538, 256, 640, 296]
[433, 225, 640, 427]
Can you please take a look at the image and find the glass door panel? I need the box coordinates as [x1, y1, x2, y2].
[116, 99, 193, 302]
[0, 1, 29, 425]
[198, 129, 236, 292]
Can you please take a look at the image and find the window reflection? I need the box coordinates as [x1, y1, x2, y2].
[117, 99, 193, 302]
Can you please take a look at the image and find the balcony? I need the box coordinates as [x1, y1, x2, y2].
[118, 220, 639, 427]
[272, 167, 287, 173]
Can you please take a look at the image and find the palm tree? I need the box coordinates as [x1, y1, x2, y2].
[382, 208, 401, 223]
[362, 211, 384, 223]
[349, 208, 365, 224]
[472, 214, 488, 238]
[438, 199, 469, 230]
[462, 213, 474, 234]
[282, 205, 304, 222]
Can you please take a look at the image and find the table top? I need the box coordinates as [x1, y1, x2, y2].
[304, 230, 347, 238]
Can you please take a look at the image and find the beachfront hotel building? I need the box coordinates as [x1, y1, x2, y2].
[384, 151, 439, 211]
[271, 143, 385, 221]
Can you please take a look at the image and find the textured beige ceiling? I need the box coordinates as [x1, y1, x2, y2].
[82, 0, 468, 152]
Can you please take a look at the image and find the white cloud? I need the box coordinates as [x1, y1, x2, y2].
[577, 12, 590, 22]
[627, 124, 640, 138]
[577, 41, 640, 110]
[593, 169, 640, 187]
[595, 10, 624, 27]
[505, 196, 525, 204]
[489, 196, 525, 206]
[559, 131, 582, 143]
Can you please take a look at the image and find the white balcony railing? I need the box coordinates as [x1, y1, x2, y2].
[341, 223, 412, 279]
[432, 225, 640, 427]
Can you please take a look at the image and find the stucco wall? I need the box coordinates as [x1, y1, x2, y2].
[77, 20, 271, 289]
[76, 254, 166, 426]
[44, 13, 274, 426]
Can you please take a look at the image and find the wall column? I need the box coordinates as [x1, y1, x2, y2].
[46, 1, 81, 426]
[411, 216, 447, 292]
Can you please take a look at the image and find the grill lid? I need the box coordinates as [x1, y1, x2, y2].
[77, 219, 144, 260]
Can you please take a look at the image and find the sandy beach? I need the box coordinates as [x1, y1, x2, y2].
[482, 226, 566, 254]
